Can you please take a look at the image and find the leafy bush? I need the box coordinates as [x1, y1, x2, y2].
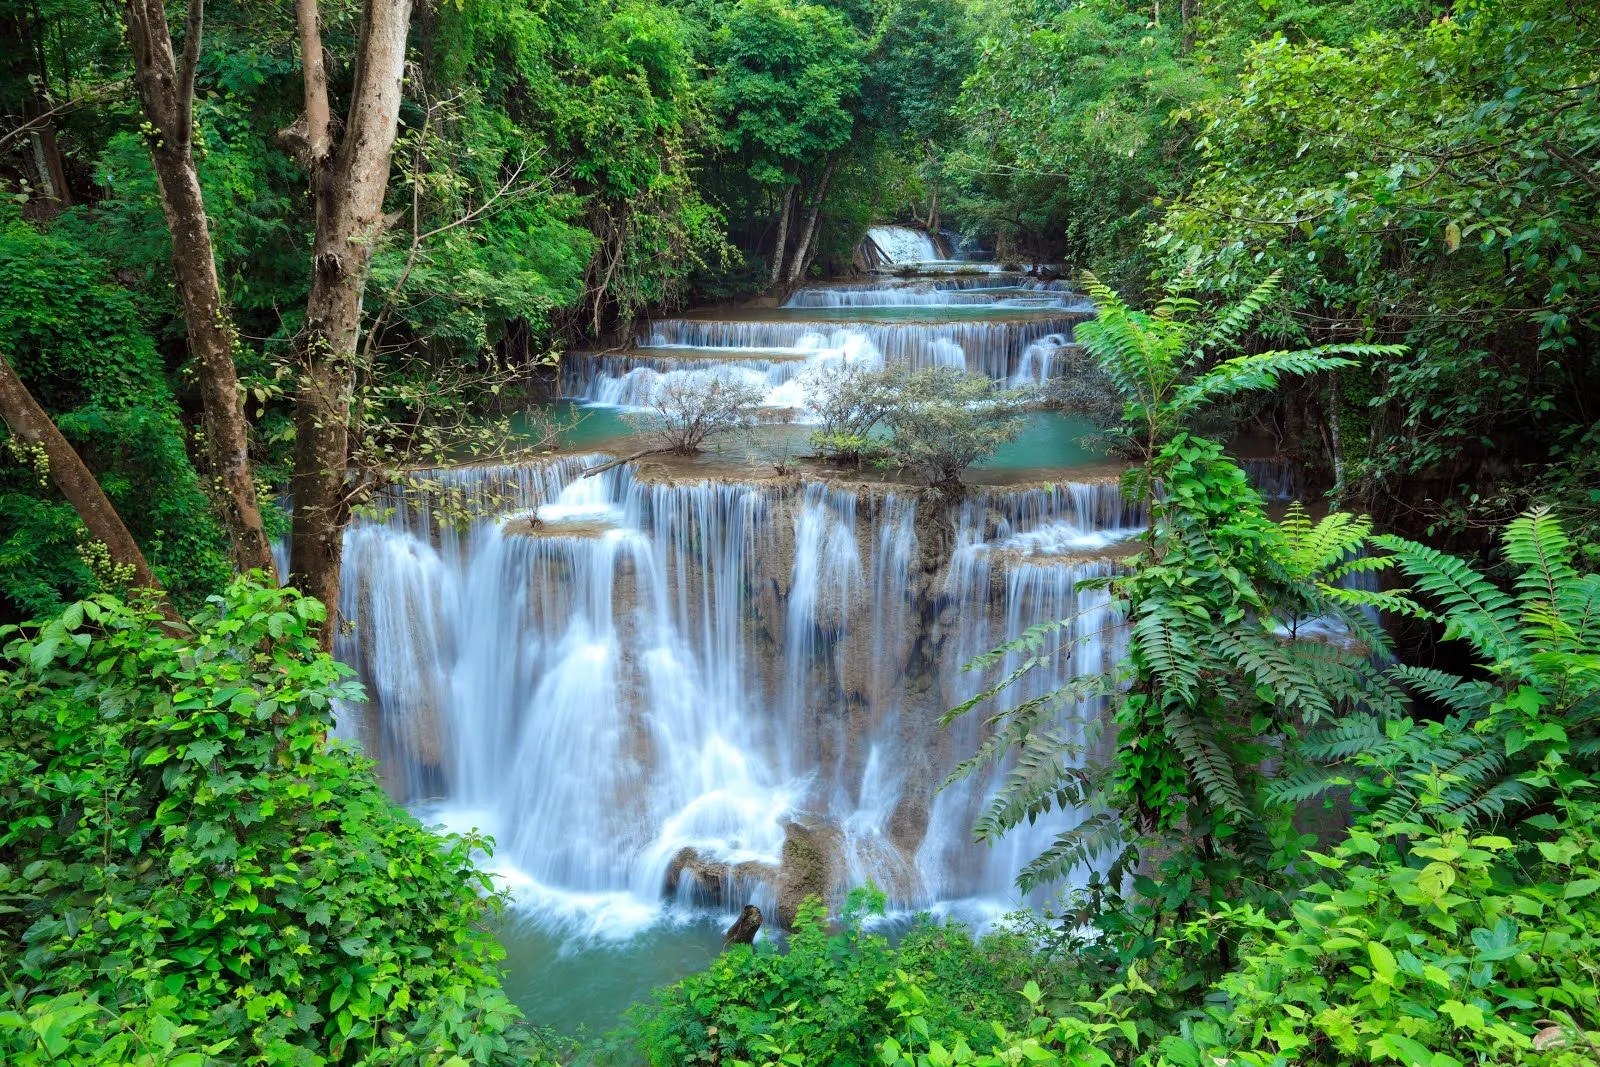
[0, 212, 231, 615]
[0, 582, 564, 1065]
[626, 376, 766, 453]
[1292, 508, 1600, 827]
[614, 892, 1053, 1067]
[1162, 786, 1600, 1067]
[877, 366, 1026, 491]
[802, 360, 891, 465]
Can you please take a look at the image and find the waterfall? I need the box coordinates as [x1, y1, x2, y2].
[621, 317, 1085, 383]
[866, 224, 942, 265]
[785, 279, 1085, 309]
[335, 460, 1141, 937]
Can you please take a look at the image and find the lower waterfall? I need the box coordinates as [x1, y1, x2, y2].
[333, 457, 1139, 942]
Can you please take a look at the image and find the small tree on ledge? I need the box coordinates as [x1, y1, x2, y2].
[628, 375, 766, 453]
[879, 365, 1028, 493]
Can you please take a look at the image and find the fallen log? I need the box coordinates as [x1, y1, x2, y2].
[580, 446, 675, 478]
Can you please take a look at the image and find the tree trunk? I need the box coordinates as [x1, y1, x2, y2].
[0, 355, 167, 602]
[289, 0, 415, 648]
[123, 0, 275, 577]
[767, 184, 795, 289]
[1180, 0, 1199, 51]
[722, 904, 762, 948]
[1326, 372, 1345, 502]
[2, 10, 71, 213]
[786, 161, 835, 284]
[924, 141, 940, 235]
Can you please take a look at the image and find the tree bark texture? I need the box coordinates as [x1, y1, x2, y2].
[722, 904, 762, 948]
[786, 161, 835, 284]
[123, 0, 275, 577]
[0, 355, 165, 599]
[767, 184, 795, 289]
[289, 0, 415, 647]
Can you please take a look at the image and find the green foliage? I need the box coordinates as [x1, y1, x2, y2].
[709, 0, 866, 189]
[949, 0, 1208, 273]
[877, 366, 1027, 490]
[616, 894, 1053, 1067]
[1295, 508, 1600, 826]
[879, 977, 1128, 1067]
[1160, 787, 1600, 1067]
[945, 275, 1403, 1026]
[1156, 0, 1600, 527]
[802, 361, 892, 464]
[0, 582, 565, 1065]
[0, 211, 230, 616]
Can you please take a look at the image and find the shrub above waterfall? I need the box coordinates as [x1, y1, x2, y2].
[627, 376, 767, 453]
[802, 360, 894, 464]
[878, 366, 1028, 490]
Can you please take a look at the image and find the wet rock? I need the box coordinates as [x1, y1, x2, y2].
[664, 847, 778, 907]
[777, 819, 842, 929]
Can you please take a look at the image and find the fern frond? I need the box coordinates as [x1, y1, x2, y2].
[1170, 347, 1376, 416]
[1302, 715, 1387, 759]
[1015, 812, 1127, 894]
[1389, 664, 1496, 716]
[1373, 534, 1524, 662]
[1130, 603, 1201, 702]
[1265, 765, 1352, 805]
[1192, 271, 1282, 357]
[1164, 706, 1251, 819]
[1212, 630, 1334, 723]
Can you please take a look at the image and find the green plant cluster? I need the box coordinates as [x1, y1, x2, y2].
[0, 210, 230, 617]
[616, 890, 1056, 1067]
[0, 581, 565, 1065]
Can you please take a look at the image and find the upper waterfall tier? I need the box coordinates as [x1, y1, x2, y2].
[334, 457, 1142, 939]
[631, 314, 1084, 379]
[785, 277, 1088, 309]
[865, 224, 943, 265]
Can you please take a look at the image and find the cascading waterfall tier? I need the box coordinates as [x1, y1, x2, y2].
[561, 271, 1093, 411]
[335, 458, 1141, 939]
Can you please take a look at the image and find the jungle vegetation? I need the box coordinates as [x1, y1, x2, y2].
[1, 0, 1597, 1063]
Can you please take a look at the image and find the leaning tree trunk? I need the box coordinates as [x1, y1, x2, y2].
[767, 184, 795, 289]
[786, 160, 835, 284]
[288, 0, 414, 648]
[0, 355, 167, 601]
[124, 0, 275, 577]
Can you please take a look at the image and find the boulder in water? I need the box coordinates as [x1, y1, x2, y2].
[776, 818, 842, 929]
[723, 904, 763, 947]
[664, 847, 777, 906]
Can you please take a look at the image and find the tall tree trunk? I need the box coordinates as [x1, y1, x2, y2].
[925, 143, 940, 235]
[3, 10, 71, 213]
[123, 0, 275, 577]
[767, 184, 795, 289]
[1180, 0, 1199, 51]
[289, 0, 414, 647]
[0, 355, 167, 601]
[786, 161, 835, 284]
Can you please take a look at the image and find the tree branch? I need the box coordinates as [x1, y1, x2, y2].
[294, 0, 332, 161]
[177, 0, 204, 144]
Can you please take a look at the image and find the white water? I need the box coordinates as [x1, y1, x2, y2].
[335, 457, 1140, 941]
[867, 224, 942, 265]
[562, 312, 1089, 409]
